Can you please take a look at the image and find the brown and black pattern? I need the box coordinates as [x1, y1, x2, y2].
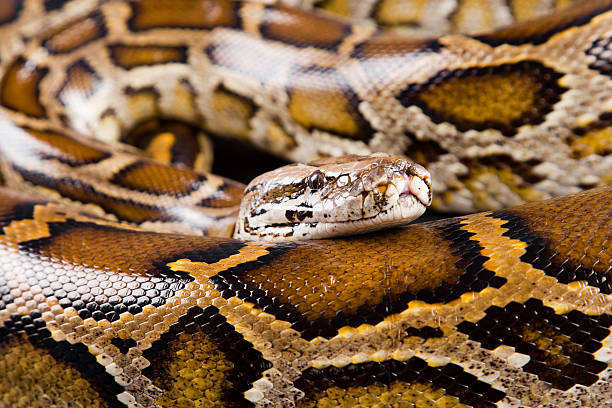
[4, 218, 245, 321]
[295, 358, 506, 407]
[587, 36, 612, 78]
[208, 218, 505, 340]
[0, 57, 49, 118]
[458, 298, 611, 390]
[0, 0, 22, 25]
[0, 186, 611, 406]
[0, 314, 125, 408]
[473, 0, 612, 46]
[110, 161, 207, 197]
[1, 0, 612, 406]
[396, 60, 568, 136]
[14, 167, 179, 224]
[23, 128, 111, 166]
[260, 5, 352, 50]
[56, 59, 102, 107]
[287, 64, 374, 141]
[123, 119, 203, 169]
[44, 0, 74, 12]
[142, 305, 272, 407]
[489, 186, 612, 294]
[567, 111, 612, 159]
[109, 44, 188, 69]
[128, 0, 242, 31]
[43, 12, 107, 54]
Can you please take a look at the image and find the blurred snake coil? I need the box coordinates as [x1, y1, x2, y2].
[0, 0, 611, 407]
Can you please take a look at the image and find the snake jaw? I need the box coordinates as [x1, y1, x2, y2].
[234, 154, 433, 241]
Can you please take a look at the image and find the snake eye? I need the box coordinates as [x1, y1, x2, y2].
[308, 171, 325, 190]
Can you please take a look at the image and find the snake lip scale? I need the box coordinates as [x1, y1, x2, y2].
[0, 0, 611, 407]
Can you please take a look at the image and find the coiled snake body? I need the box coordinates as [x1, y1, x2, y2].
[0, 1, 611, 407]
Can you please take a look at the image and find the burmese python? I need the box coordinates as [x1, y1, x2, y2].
[0, 0, 611, 407]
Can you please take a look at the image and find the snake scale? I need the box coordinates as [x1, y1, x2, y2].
[0, 0, 611, 407]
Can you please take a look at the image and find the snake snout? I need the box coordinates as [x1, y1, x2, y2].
[402, 175, 432, 206]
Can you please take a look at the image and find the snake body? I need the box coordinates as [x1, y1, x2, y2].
[0, 1, 611, 407]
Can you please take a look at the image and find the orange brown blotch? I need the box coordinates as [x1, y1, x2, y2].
[0, 57, 49, 117]
[568, 125, 612, 158]
[260, 5, 351, 49]
[0, 0, 21, 25]
[374, 0, 428, 27]
[288, 66, 372, 140]
[32, 223, 242, 274]
[43, 13, 106, 54]
[109, 44, 188, 69]
[397, 61, 567, 136]
[25, 128, 110, 166]
[128, 0, 240, 31]
[111, 161, 205, 197]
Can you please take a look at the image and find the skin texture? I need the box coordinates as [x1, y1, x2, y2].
[0, 1, 610, 214]
[0, 1, 610, 407]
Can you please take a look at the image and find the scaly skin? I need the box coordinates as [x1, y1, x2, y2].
[0, 1, 610, 407]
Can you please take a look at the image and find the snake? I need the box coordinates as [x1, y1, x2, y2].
[0, 0, 611, 407]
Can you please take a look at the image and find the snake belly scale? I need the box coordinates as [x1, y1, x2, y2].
[0, 1, 611, 407]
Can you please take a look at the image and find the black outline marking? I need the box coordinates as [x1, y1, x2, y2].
[43, 12, 107, 54]
[13, 166, 181, 224]
[24, 127, 111, 167]
[122, 117, 202, 169]
[142, 305, 271, 407]
[458, 298, 611, 390]
[0, 313, 125, 407]
[210, 219, 506, 341]
[287, 64, 375, 142]
[18, 220, 196, 322]
[587, 36, 612, 78]
[295, 357, 506, 407]
[110, 160, 207, 198]
[396, 60, 567, 137]
[492, 211, 612, 294]
[44, 0, 72, 11]
[0, 200, 45, 229]
[0, 57, 49, 118]
[474, 3, 612, 46]
[259, 5, 352, 50]
[111, 337, 137, 354]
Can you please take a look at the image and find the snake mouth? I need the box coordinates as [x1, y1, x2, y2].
[397, 174, 432, 207]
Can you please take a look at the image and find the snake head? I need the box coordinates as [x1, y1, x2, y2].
[234, 153, 432, 241]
